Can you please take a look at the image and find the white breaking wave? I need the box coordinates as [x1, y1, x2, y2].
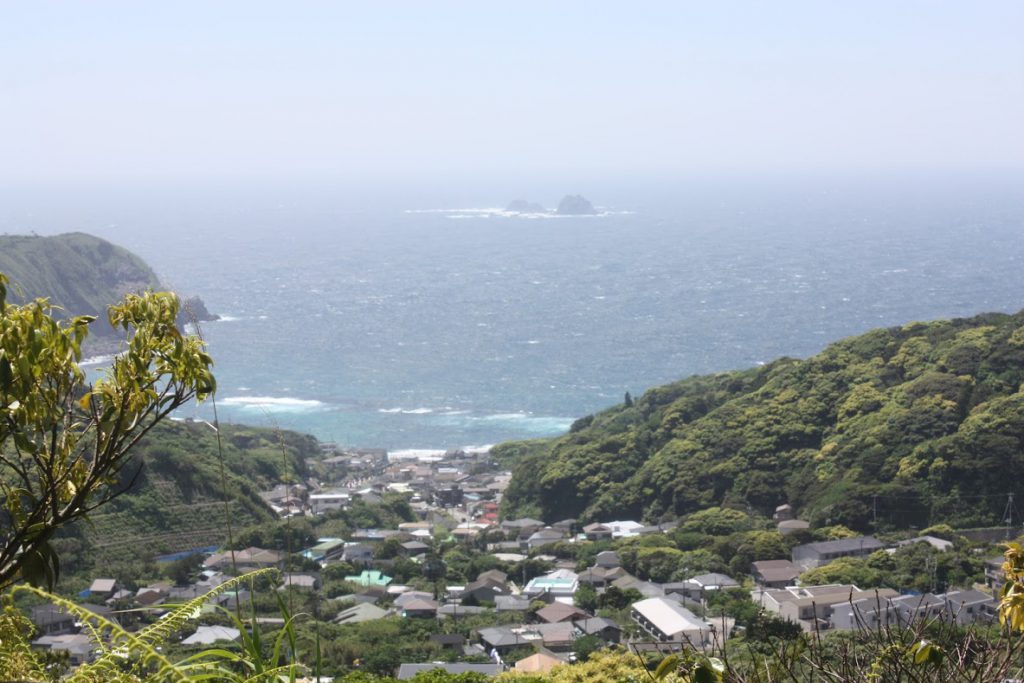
[389, 448, 446, 461]
[220, 396, 327, 412]
[378, 407, 434, 414]
[81, 354, 115, 366]
[404, 207, 633, 219]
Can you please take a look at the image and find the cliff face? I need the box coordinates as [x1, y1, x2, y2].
[0, 232, 215, 337]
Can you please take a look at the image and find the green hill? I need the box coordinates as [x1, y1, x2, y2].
[0, 233, 161, 331]
[0, 232, 215, 338]
[52, 420, 320, 580]
[499, 310, 1024, 531]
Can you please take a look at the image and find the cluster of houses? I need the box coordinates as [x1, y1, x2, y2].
[260, 446, 508, 524]
[25, 444, 1007, 675]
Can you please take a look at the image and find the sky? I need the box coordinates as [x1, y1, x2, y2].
[1, 2, 1022, 187]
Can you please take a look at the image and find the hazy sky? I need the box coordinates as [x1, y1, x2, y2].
[2, 2, 1022, 186]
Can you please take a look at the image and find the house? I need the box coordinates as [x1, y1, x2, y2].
[594, 551, 621, 568]
[397, 664, 501, 680]
[459, 578, 508, 604]
[773, 504, 794, 521]
[535, 602, 588, 624]
[577, 566, 626, 589]
[302, 538, 346, 563]
[942, 589, 996, 625]
[477, 569, 509, 584]
[524, 527, 565, 550]
[334, 602, 389, 624]
[631, 598, 712, 644]
[135, 583, 171, 606]
[583, 523, 614, 542]
[31, 633, 94, 665]
[612, 575, 665, 598]
[756, 584, 899, 631]
[400, 597, 439, 618]
[203, 547, 284, 571]
[400, 541, 430, 557]
[495, 595, 532, 613]
[30, 605, 75, 635]
[279, 573, 319, 590]
[341, 543, 375, 565]
[181, 625, 241, 646]
[750, 560, 800, 588]
[574, 616, 622, 644]
[394, 591, 435, 608]
[985, 556, 1006, 593]
[437, 603, 487, 618]
[606, 520, 645, 538]
[430, 633, 466, 656]
[515, 651, 565, 674]
[665, 573, 739, 601]
[86, 578, 117, 599]
[501, 518, 545, 536]
[831, 593, 947, 630]
[791, 536, 884, 570]
[309, 491, 352, 515]
[552, 518, 577, 534]
[345, 570, 392, 587]
[478, 623, 576, 654]
[523, 569, 579, 600]
[896, 535, 955, 552]
[777, 519, 811, 536]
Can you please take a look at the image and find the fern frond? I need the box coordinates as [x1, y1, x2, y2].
[134, 568, 279, 649]
[12, 585, 187, 682]
[242, 663, 300, 683]
[0, 604, 48, 683]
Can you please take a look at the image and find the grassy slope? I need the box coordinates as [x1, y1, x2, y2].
[500, 310, 1024, 530]
[53, 420, 320, 576]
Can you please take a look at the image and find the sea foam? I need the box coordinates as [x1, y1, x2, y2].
[220, 396, 327, 412]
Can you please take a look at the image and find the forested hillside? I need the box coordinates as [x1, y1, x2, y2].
[500, 310, 1024, 530]
[52, 420, 320, 583]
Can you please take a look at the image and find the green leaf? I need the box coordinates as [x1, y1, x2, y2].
[653, 654, 679, 680]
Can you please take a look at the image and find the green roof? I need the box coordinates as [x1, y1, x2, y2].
[345, 570, 392, 587]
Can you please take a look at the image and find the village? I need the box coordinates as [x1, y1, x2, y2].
[27, 443, 1009, 678]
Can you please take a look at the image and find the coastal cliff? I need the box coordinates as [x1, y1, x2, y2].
[0, 232, 217, 338]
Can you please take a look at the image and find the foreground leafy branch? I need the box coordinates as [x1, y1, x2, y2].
[0, 273, 215, 589]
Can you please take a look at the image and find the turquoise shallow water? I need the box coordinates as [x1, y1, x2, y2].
[13, 178, 1024, 451]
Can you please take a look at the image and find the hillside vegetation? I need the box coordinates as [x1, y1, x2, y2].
[500, 310, 1024, 530]
[52, 420, 319, 582]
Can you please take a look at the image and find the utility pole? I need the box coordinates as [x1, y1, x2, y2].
[872, 495, 877, 527]
[1005, 493, 1015, 540]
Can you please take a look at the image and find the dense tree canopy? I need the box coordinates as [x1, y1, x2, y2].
[500, 310, 1024, 530]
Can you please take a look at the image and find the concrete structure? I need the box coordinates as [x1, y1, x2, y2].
[756, 584, 899, 631]
[182, 625, 241, 646]
[631, 597, 712, 644]
[309, 491, 352, 515]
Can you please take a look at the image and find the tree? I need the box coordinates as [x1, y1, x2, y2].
[0, 276, 215, 589]
[574, 583, 598, 612]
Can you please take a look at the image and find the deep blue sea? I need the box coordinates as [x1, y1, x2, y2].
[5, 175, 1023, 453]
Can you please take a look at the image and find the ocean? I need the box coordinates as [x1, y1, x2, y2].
[11, 174, 1024, 453]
